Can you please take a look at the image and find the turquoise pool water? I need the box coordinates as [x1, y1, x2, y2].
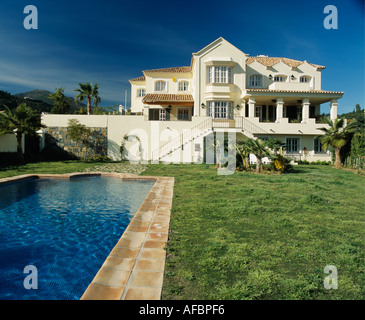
[0, 176, 154, 300]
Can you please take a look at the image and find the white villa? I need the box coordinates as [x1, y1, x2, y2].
[128, 37, 343, 163]
[2, 37, 343, 164]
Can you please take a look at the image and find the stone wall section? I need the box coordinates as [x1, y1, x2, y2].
[44, 126, 108, 159]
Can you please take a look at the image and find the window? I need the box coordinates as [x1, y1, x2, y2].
[155, 80, 166, 91]
[137, 88, 146, 97]
[286, 138, 300, 153]
[249, 74, 262, 87]
[159, 109, 166, 121]
[178, 81, 189, 91]
[255, 106, 262, 122]
[208, 66, 232, 84]
[208, 101, 233, 119]
[314, 138, 326, 153]
[178, 108, 189, 120]
[300, 76, 311, 83]
[274, 75, 286, 82]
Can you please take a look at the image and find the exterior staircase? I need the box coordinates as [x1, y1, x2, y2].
[151, 118, 213, 161]
[235, 116, 268, 138]
[151, 116, 268, 161]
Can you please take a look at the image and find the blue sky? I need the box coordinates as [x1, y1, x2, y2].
[0, 0, 363, 113]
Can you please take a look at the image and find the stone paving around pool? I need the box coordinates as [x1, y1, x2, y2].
[0, 172, 174, 300]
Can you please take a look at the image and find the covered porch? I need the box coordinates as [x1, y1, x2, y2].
[143, 93, 194, 121]
[242, 89, 344, 124]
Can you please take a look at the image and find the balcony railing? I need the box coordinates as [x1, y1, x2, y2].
[212, 117, 268, 135]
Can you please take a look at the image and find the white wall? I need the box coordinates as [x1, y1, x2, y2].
[41, 114, 108, 127]
[0, 134, 18, 152]
[0, 134, 26, 153]
[192, 38, 247, 117]
[130, 80, 146, 114]
[42, 114, 210, 162]
[246, 60, 321, 91]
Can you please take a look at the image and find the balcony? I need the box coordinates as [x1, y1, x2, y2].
[205, 83, 236, 100]
[211, 116, 330, 136]
[146, 106, 193, 121]
[243, 117, 329, 135]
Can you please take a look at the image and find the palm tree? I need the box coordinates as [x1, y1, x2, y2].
[266, 138, 286, 156]
[318, 117, 362, 169]
[236, 140, 251, 170]
[246, 138, 271, 173]
[92, 83, 101, 109]
[0, 104, 44, 156]
[74, 82, 101, 115]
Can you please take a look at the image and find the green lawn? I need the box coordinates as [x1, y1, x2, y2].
[141, 164, 365, 300]
[1, 161, 364, 299]
[0, 160, 147, 178]
[0, 160, 100, 179]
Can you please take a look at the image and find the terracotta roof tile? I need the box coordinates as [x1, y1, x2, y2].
[143, 66, 192, 74]
[129, 76, 146, 82]
[246, 57, 325, 69]
[143, 93, 194, 104]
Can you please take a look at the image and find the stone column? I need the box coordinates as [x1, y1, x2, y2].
[248, 97, 255, 118]
[276, 98, 284, 123]
[330, 99, 338, 121]
[302, 98, 310, 123]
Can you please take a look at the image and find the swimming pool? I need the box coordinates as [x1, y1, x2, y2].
[0, 176, 154, 300]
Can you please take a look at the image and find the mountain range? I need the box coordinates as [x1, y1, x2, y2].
[0, 89, 86, 113]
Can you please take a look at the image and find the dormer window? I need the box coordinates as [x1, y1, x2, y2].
[208, 66, 232, 84]
[274, 75, 286, 82]
[178, 81, 189, 91]
[300, 76, 311, 83]
[249, 74, 262, 87]
[155, 80, 166, 91]
[137, 88, 146, 97]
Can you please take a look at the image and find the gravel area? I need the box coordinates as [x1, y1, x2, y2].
[83, 162, 149, 175]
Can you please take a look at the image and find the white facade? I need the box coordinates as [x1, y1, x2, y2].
[127, 37, 343, 162]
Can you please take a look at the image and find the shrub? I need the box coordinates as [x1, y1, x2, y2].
[296, 160, 310, 165]
[273, 154, 291, 172]
[311, 160, 331, 165]
[88, 155, 110, 162]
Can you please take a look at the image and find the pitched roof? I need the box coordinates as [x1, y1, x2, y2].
[143, 66, 192, 74]
[129, 66, 192, 82]
[130, 55, 325, 82]
[129, 75, 146, 82]
[143, 93, 194, 104]
[246, 56, 326, 69]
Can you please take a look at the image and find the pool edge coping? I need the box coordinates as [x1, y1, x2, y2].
[0, 172, 174, 301]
